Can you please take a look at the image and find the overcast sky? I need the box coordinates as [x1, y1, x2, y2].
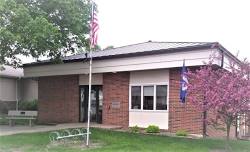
[96, 0, 250, 60]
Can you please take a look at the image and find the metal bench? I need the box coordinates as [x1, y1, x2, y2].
[49, 128, 91, 143]
[6, 110, 38, 126]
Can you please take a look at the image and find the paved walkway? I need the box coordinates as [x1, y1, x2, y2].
[0, 123, 122, 136]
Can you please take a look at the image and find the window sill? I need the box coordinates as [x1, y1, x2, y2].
[129, 109, 169, 113]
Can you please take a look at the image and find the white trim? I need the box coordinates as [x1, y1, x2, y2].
[130, 82, 169, 86]
[153, 84, 156, 110]
[129, 110, 169, 113]
[167, 84, 169, 112]
[129, 85, 132, 110]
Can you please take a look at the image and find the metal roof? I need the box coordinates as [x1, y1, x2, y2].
[23, 41, 222, 67]
[63, 41, 215, 61]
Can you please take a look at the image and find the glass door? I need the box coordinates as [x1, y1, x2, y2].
[79, 85, 102, 123]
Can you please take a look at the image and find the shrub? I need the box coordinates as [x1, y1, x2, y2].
[130, 125, 140, 133]
[145, 125, 160, 133]
[176, 130, 188, 136]
[18, 99, 38, 111]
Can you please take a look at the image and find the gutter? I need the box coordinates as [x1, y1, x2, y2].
[220, 49, 224, 68]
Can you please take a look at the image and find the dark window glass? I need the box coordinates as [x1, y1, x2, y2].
[156, 85, 168, 110]
[131, 86, 141, 109]
[143, 86, 154, 110]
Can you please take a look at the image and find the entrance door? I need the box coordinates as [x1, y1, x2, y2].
[79, 85, 103, 123]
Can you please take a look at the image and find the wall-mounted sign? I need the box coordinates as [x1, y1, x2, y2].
[111, 101, 120, 109]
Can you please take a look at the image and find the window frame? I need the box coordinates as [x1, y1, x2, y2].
[130, 86, 142, 110]
[156, 85, 168, 110]
[129, 83, 169, 112]
[143, 85, 154, 110]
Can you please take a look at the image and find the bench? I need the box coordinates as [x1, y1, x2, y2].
[49, 128, 91, 143]
[6, 110, 38, 127]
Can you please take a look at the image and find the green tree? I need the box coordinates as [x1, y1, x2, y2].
[0, 0, 92, 67]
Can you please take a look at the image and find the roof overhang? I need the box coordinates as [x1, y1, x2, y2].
[22, 42, 240, 78]
[23, 42, 218, 67]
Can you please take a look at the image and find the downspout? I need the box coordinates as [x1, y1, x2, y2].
[220, 49, 224, 68]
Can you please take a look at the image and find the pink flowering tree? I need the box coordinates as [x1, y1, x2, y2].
[187, 59, 250, 140]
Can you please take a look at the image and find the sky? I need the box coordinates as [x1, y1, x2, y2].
[96, 0, 250, 60]
[21, 0, 250, 63]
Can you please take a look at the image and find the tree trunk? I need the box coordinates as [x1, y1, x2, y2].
[235, 116, 238, 139]
[226, 123, 231, 140]
[203, 111, 207, 138]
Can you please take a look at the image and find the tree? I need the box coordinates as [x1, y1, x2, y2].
[187, 59, 250, 140]
[0, 0, 92, 67]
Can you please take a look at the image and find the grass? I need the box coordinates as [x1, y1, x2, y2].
[0, 128, 250, 152]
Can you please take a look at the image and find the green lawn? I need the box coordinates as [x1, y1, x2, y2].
[0, 128, 249, 152]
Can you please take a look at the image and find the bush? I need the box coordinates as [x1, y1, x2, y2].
[18, 99, 38, 111]
[130, 125, 140, 133]
[176, 130, 188, 136]
[145, 125, 160, 133]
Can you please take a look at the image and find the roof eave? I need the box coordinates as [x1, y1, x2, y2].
[217, 44, 242, 64]
[23, 43, 216, 68]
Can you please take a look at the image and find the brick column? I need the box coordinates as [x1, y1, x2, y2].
[102, 72, 129, 128]
[38, 75, 79, 123]
[168, 68, 203, 134]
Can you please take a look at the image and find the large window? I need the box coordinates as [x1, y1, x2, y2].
[131, 86, 141, 109]
[130, 84, 168, 111]
[143, 86, 154, 110]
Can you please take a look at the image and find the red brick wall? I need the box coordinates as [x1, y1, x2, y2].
[169, 68, 203, 134]
[168, 68, 236, 138]
[102, 72, 129, 128]
[38, 75, 79, 123]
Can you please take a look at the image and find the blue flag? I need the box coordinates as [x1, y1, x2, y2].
[180, 60, 188, 103]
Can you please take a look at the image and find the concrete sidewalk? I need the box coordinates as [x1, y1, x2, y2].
[0, 123, 122, 136]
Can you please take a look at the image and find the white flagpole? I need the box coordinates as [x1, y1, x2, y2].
[86, 49, 92, 147]
[86, 1, 94, 147]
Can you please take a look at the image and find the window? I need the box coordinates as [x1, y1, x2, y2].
[131, 86, 141, 109]
[156, 85, 168, 110]
[130, 84, 168, 111]
[143, 86, 154, 110]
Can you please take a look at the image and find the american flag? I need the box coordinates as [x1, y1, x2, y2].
[90, 2, 99, 48]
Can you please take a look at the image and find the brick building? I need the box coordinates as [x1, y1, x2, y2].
[23, 41, 245, 137]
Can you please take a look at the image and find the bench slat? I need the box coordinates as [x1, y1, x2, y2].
[8, 110, 38, 117]
[6, 117, 36, 120]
